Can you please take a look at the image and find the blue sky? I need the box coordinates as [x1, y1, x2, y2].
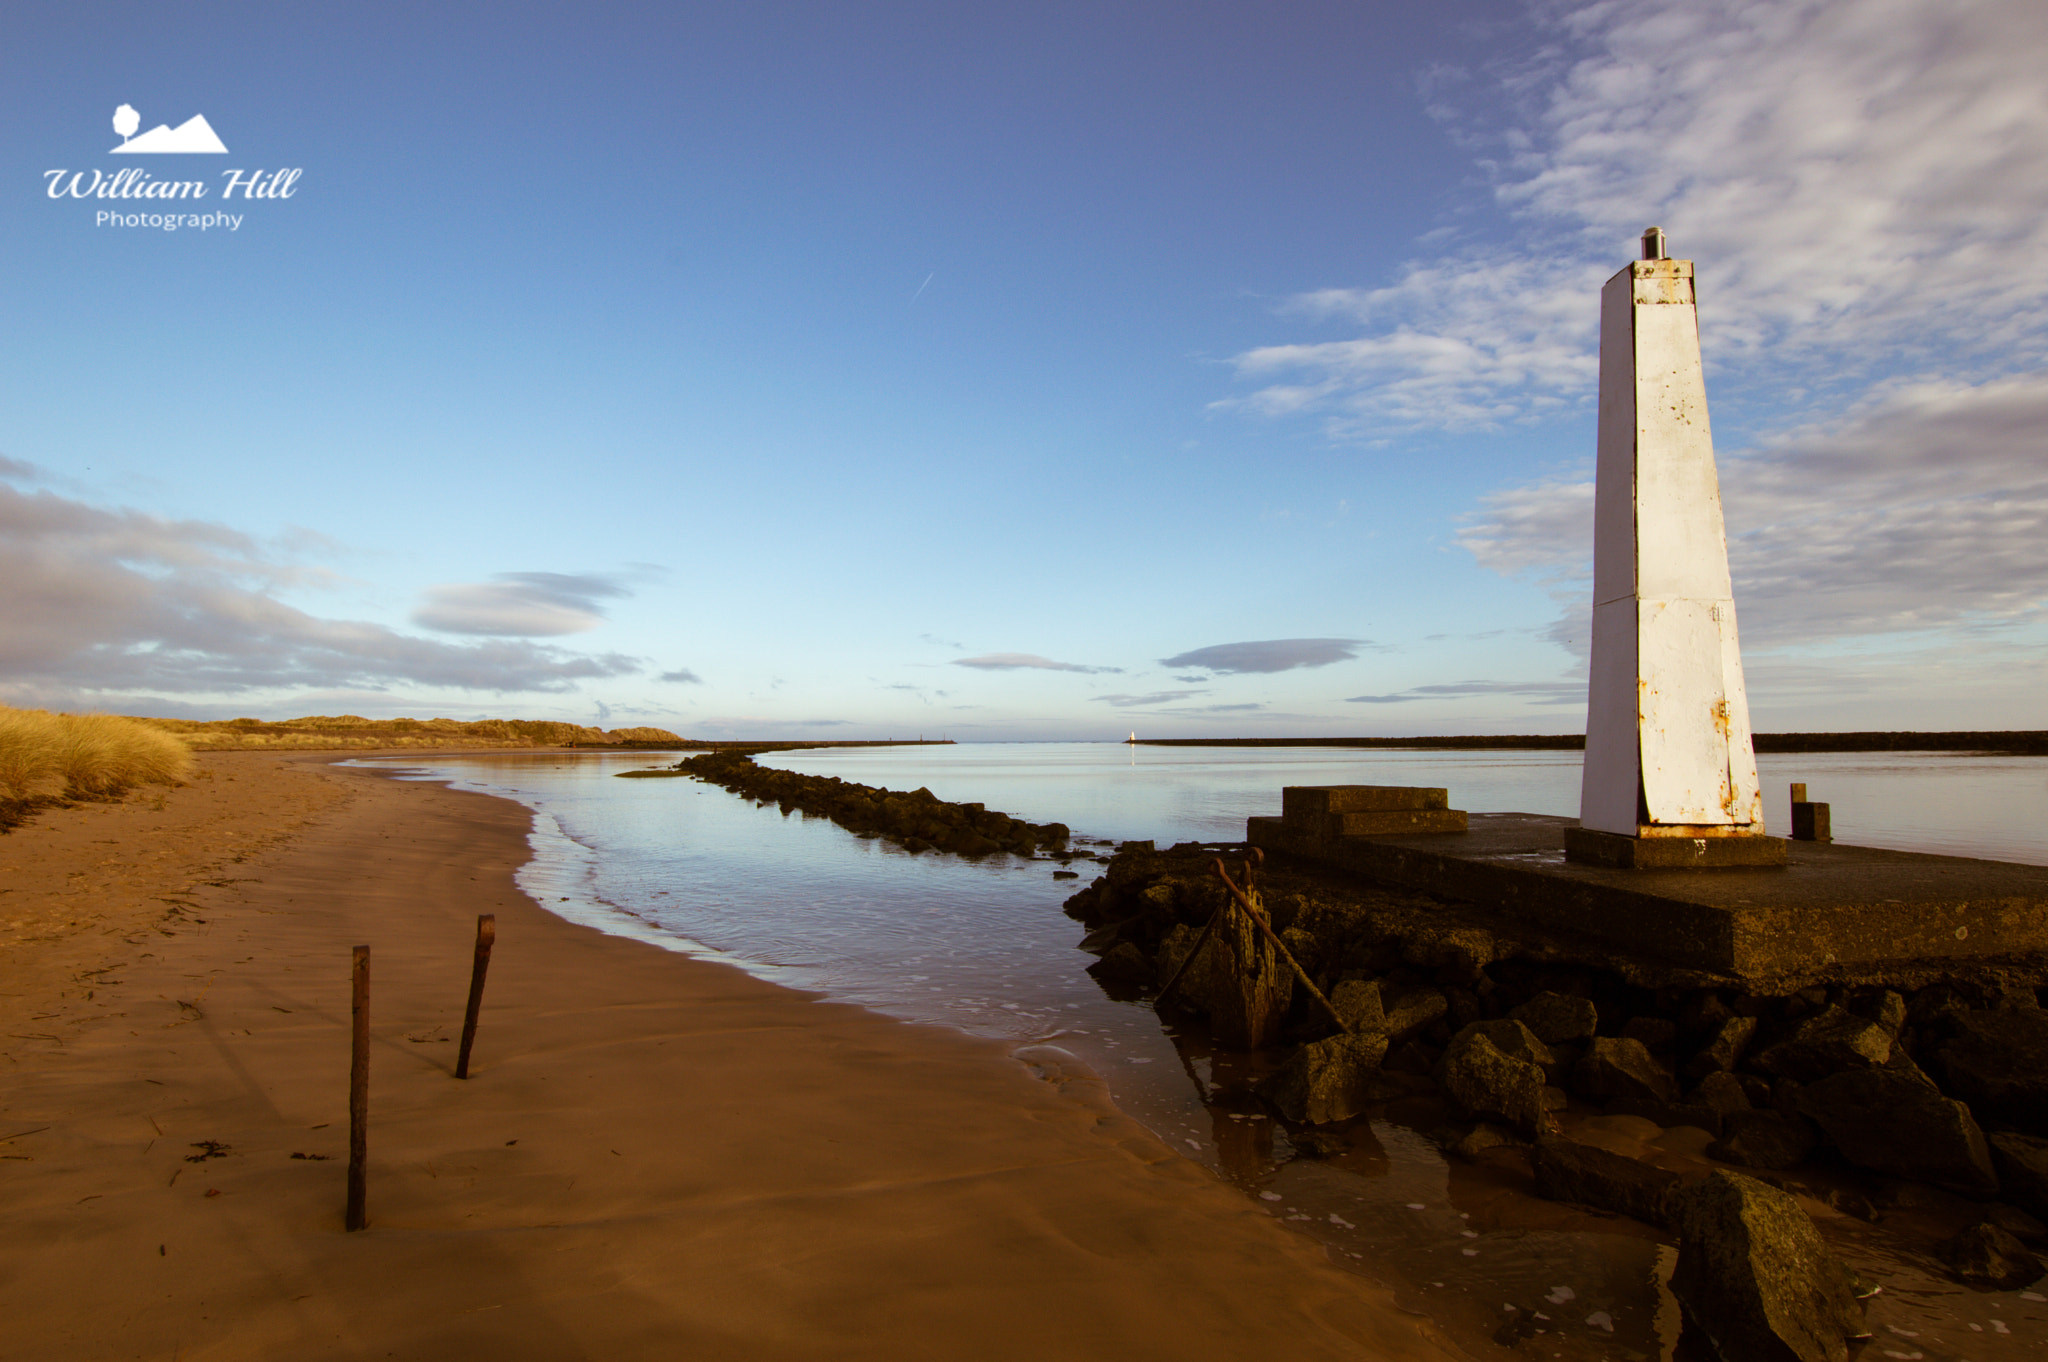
[4, 0, 2044, 739]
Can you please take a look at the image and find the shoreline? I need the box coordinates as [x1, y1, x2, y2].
[0, 751, 1452, 1360]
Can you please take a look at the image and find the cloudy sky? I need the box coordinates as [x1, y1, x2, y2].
[4, 0, 2043, 739]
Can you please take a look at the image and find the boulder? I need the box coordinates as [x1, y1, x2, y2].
[1084, 942, 1154, 988]
[1983, 1201, 2048, 1246]
[1850, 988, 1907, 1034]
[1937, 1008, 2048, 1137]
[1454, 1122, 1516, 1160]
[1684, 1015, 1759, 1081]
[1509, 990, 1598, 1045]
[1531, 1136, 1680, 1226]
[1796, 1068, 1998, 1196]
[1328, 978, 1386, 1033]
[1400, 926, 1496, 982]
[1668, 1171, 1868, 1362]
[1708, 1110, 1818, 1171]
[1257, 1032, 1391, 1125]
[1754, 1007, 1894, 1083]
[1437, 1027, 1548, 1135]
[1988, 1131, 2048, 1223]
[1691, 1071, 1755, 1117]
[1938, 1222, 2045, 1290]
[1573, 1036, 1678, 1104]
[1380, 984, 1448, 1039]
[1462, 1019, 1555, 1071]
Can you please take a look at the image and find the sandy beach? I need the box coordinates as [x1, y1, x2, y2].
[0, 752, 1454, 1361]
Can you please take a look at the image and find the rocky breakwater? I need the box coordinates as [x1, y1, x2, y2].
[660, 751, 1075, 860]
[1066, 841, 2048, 1352]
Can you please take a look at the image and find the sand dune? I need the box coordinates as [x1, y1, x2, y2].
[0, 753, 1453, 1360]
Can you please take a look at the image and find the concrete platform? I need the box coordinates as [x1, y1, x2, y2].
[1248, 811, 2048, 983]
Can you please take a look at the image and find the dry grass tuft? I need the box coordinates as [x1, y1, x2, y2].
[0, 705, 194, 803]
[0, 706, 62, 799]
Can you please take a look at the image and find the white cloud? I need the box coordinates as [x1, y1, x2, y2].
[0, 472, 641, 702]
[1160, 638, 1367, 674]
[952, 652, 1120, 674]
[1089, 690, 1210, 708]
[1220, 0, 2048, 435]
[413, 572, 628, 636]
[1348, 679, 1584, 706]
[1459, 375, 2048, 646]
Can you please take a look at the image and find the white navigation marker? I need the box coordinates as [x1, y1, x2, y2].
[1571, 228, 1782, 869]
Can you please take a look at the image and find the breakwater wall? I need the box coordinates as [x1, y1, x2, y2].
[1066, 841, 2048, 1234]
[651, 750, 1070, 858]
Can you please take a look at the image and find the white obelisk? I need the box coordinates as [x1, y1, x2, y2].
[1572, 228, 1779, 867]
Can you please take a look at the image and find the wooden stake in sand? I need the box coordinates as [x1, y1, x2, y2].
[455, 913, 496, 1080]
[346, 944, 369, 1233]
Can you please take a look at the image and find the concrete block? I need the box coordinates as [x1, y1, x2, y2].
[1248, 809, 2048, 980]
[1792, 802, 1832, 842]
[1330, 808, 1468, 837]
[1282, 785, 1450, 817]
[1565, 827, 1788, 869]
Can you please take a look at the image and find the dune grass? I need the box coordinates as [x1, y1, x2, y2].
[0, 706, 195, 827]
[136, 715, 689, 751]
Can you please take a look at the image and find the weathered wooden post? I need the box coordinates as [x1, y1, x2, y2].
[346, 944, 369, 1232]
[455, 914, 496, 1080]
[1570, 228, 1786, 869]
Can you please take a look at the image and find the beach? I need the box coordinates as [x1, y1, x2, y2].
[0, 753, 1453, 1361]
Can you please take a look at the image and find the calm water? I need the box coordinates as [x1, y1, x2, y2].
[369, 743, 2048, 1361]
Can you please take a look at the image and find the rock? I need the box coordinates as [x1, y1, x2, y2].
[1573, 1036, 1678, 1104]
[1938, 1222, 2045, 1290]
[1982, 1201, 2048, 1245]
[1328, 978, 1386, 1032]
[1462, 1019, 1555, 1071]
[1685, 1015, 1760, 1081]
[1850, 988, 1908, 1034]
[1531, 1136, 1681, 1226]
[1400, 926, 1496, 982]
[1257, 1032, 1392, 1125]
[1691, 1071, 1755, 1116]
[1085, 942, 1155, 988]
[1708, 1110, 1818, 1171]
[1988, 1131, 2048, 1222]
[1380, 984, 1448, 1039]
[1621, 1016, 1678, 1051]
[1796, 1068, 1998, 1196]
[1437, 1028, 1548, 1135]
[1668, 1171, 1867, 1362]
[1937, 1008, 2048, 1137]
[1509, 991, 1598, 1045]
[1454, 1122, 1516, 1159]
[1680, 990, 1735, 1041]
[1755, 1007, 1895, 1083]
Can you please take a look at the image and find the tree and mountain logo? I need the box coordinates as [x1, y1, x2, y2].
[110, 103, 228, 154]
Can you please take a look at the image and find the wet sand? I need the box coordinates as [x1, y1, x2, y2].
[0, 753, 1454, 1361]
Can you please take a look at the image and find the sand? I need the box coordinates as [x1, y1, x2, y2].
[0, 752, 1455, 1361]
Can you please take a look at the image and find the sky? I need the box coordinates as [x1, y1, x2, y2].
[3, 0, 2045, 740]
